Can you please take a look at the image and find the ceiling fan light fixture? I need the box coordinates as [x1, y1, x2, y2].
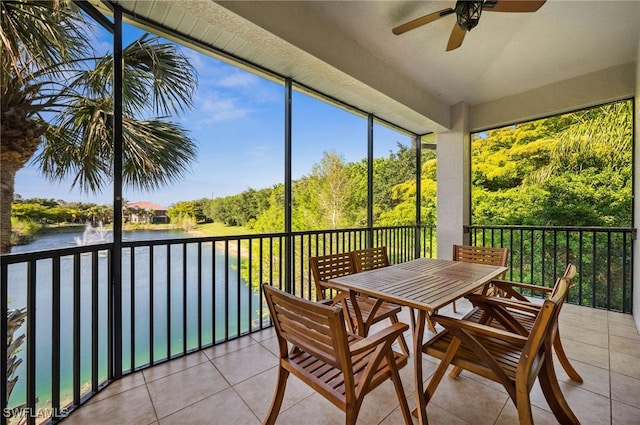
[455, 0, 484, 31]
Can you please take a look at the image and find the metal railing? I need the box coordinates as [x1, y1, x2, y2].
[468, 225, 635, 313]
[0, 225, 433, 425]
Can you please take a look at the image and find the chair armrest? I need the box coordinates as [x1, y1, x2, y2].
[492, 279, 553, 294]
[322, 291, 350, 306]
[430, 314, 528, 346]
[466, 293, 541, 315]
[350, 322, 408, 355]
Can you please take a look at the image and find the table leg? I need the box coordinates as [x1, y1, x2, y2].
[410, 308, 429, 425]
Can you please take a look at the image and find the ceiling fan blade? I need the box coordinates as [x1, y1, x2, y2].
[446, 24, 466, 51]
[392, 8, 455, 35]
[484, 0, 547, 13]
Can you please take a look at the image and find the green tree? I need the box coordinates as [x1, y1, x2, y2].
[1, 0, 198, 253]
[167, 200, 204, 223]
[472, 100, 632, 227]
[300, 151, 351, 230]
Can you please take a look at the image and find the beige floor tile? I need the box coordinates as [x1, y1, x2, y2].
[611, 350, 640, 379]
[233, 367, 315, 420]
[378, 403, 421, 425]
[562, 338, 610, 369]
[611, 400, 640, 425]
[560, 314, 610, 334]
[212, 342, 278, 385]
[158, 387, 259, 425]
[142, 351, 208, 383]
[560, 323, 609, 348]
[609, 321, 640, 340]
[530, 380, 610, 425]
[249, 327, 276, 342]
[358, 377, 415, 425]
[202, 334, 256, 359]
[415, 403, 470, 425]
[60, 385, 156, 425]
[611, 371, 640, 408]
[268, 392, 349, 424]
[554, 358, 610, 397]
[428, 373, 509, 425]
[495, 401, 561, 425]
[85, 371, 146, 404]
[147, 362, 229, 419]
[458, 368, 510, 395]
[258, 334, 280, 357]
[562, 303, 609, 320]
[610, 334, 640, 357]
[608, 311, 636, 326]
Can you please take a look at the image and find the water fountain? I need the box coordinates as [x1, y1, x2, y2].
[74, 222, 113, 245]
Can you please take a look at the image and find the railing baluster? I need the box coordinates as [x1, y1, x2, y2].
[27, 259, 35, 425]
[592, 230, 597, 308]
[52, 256, 61, 420]
[149, 245, 154, 365]
[130, 247, 135, 370]
[91, 251, 99, 392]
[224, 240, 229, 341]
[212, 241, 217, 343]
[236, 239, 241, 337]
[166, 245, 171, 358]
[0, 262, 6, 425]
[73, 253, 81, 405]
[607, 231, 612, 310]
[182, 243, 187, 355]
[197, 242, 202, 350]
[248, 238, 253, 332]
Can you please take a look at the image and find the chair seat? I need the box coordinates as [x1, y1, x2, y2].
[286, 341, 408, 405]
[464, 305, 537, 333]
[424, 312, 525, 382]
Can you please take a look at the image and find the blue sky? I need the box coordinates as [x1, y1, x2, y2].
[13, 20, 411, 208]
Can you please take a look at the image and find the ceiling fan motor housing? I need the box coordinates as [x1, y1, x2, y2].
[455, 0, 484, 31]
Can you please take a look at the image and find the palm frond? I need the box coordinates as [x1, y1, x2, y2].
[36, 96, 112, 193]
[1, 0, 90, 83]
[121, 116, 197, 190]
[122, 34, 197, 116]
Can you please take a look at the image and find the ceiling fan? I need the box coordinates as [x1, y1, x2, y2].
[392, 0, 547, 51]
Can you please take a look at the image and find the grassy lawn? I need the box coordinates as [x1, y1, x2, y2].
[195, 222, 255, 237]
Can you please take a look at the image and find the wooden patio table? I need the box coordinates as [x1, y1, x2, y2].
[326, 257, 508, 425]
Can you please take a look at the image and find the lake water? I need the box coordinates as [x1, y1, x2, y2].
[11, 227, 189, 253]
[7, 228, 260, 416]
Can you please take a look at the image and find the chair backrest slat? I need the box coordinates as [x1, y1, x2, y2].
[263, 284, 346, 368]
[453, 244, 508, 268]
[310, 252, 356, 300]
[352, 247, 390, 272]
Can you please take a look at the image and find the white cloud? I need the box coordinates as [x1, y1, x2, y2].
[194, 91, 253, 123]
[217, 72, 260, 88]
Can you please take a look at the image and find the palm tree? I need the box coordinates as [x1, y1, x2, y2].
[1, 0, 198, 253]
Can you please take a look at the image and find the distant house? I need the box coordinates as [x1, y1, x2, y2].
[124, 201, 169, 224]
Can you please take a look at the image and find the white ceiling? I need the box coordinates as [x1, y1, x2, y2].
[98, 0, 639, 134]
[308, 0, 638, 105]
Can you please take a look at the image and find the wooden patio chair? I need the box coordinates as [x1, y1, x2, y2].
[422, 277, 580, 425]
[460, 263, 583, 382]
[262, 284, 412, 425]
[351, 246, 390, 272]
[310, 252, 409, 356]
[451, 244, 508, 312]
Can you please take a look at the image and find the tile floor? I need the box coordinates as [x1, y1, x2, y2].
[60, 300, 640, 425]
